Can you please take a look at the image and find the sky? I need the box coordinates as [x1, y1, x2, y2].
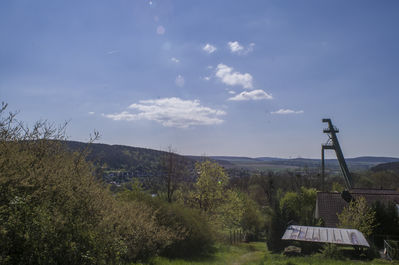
[1, 0, 399, 158]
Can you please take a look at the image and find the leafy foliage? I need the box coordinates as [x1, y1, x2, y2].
[240, 196, 266, 241]
[280, 187, 317, 225]
[337, 196, 376, 237]
[118, 188, 215, 258]
[217, 189, 245, 229]
[0, 103, 177, 264]
[192, 160, 229, 214]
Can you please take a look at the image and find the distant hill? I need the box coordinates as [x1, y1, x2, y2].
[64, 141, 180, 170]
[371, 162, 399, 173]
[201, 156, 399, 172]
[209, 156, 258, 163]
[63, 141, 197, 187]
[346, 156, 399, 163]
[62, 140, 399, 179]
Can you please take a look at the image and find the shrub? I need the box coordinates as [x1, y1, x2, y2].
[118, 189, 215, 258]
[161, 203, 215, 258]
[320, 244, 344, 260]
[338, 196, 376, 237]
[0, 137, 119, 264]
[0, 103, 177, 264]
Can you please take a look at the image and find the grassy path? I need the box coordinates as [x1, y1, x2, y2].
[148, 242, 266, 265]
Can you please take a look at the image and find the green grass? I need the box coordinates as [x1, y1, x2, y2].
[132, 242, 399, 265]
[146, 242, 266, 265]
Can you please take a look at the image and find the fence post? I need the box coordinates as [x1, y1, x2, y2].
[234, 230, 236, 244]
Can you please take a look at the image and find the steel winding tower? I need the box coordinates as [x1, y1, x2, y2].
[321, 119, 354, 191]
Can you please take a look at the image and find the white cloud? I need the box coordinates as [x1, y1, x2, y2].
[203, 43, 217, 54]
[104, 97, 226, 128]
[171, 57, 179, 63]
[271, 109, 304, 115]
[203, 76, 211, 81]
[228, 41, 244, 53]
[228, 90, 236, 95]
[228, 89, 273, 101]
[215, 63, 253, 89]
[175, 75, 185, 87]
[88, 111, 95, 115]
[228, 41, 255, 55]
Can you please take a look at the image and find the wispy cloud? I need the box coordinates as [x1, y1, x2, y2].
[88, 111, 95, 115]
[271, 109, 304, 115]
[228, 41, 244, 53]
[228, 89, 272, 101]
[107, 50, 119, 55]
[171, 57, 179, 63]
[175, 75, 185, 87]
[103, 97, 226, 128]
[203, 76, 211, 81]
[228, 90, 236, 95]
[215, 64, 253, 89]
[228, 41, 255, 55]
[203, 43, 217, 54]
[247, 43, 255, 53]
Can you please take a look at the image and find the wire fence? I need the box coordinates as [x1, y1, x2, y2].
[371, 234, 399, 249]
[384, 240, 399, 260]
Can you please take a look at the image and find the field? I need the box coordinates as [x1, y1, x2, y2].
[141, 242, 399, 265]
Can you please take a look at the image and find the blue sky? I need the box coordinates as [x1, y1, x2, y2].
[1, 0, 399, 158]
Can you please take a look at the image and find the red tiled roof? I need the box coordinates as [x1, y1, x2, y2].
[315, 189, 399, 227]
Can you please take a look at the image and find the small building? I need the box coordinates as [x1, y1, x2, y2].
[315, 188, 399, 227]
[282, 225, 370, 247]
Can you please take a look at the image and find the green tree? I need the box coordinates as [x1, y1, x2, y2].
[249, 172, 276, 206]
[193, 161, 228, 214]
[338, 196, 376, 237]
[266, 202, 287, 252]
[240, 196, 266, 241]
[279, 186, 317, 225]
[217, 189, 245, 229]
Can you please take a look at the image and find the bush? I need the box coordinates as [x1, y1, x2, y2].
[0, 104, 176, 264]
[118, 189, 215, 258]
[0, 138, 120, 264]
[161, 203, 215, 258]
[107, 200, 176, 262]
[320, 244, 344, 260]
